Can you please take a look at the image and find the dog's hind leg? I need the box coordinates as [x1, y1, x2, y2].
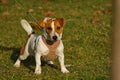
[14, 45, 29, 67]
[14, 52, 29, 68]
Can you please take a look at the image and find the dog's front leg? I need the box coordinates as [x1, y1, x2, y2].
[35, 53, 41, 74]
[58, 52, 69, 73]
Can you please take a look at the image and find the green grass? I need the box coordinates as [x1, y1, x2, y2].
[0, 0, 111, 80]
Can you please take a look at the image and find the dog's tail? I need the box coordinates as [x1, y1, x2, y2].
[20, 19, 34, 35]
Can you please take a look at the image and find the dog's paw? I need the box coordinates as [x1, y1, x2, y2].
[14, 63, 20, 68]
[61, 68, 69, 73]
[35, 70, 41, 75]
[14, 59, 21, 67]
[35, 68, 41, 75]
[14, 62, 20, 68]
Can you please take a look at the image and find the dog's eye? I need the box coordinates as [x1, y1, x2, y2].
[47, 27, 52, 30]
[57, 26, 61, 30]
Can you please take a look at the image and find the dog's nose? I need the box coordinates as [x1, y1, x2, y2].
[53, 36, 57, 41]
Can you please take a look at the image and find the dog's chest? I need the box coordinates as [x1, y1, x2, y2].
[41, 37, 60, 60]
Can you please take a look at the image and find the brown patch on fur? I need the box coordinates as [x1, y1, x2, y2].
[39, 18, 53, 34]
[45, 19, 53, 34]
[42, 36, 60, 60]
[55, 18, 65, 26]
[39, 18, 52, 28]
[54, 18, 64, 35]
[20, 32, 35, 55]
[20, 44, 26, 55]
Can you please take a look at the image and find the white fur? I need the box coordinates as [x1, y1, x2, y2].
[14, 19, 69, 74]
[20, 19, 34, 35]
[50, 21, 55, 41]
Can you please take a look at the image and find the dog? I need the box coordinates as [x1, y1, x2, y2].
[14, 17, 69, 74]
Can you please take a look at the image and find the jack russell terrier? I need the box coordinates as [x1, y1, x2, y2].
[14, 17, 69, 74]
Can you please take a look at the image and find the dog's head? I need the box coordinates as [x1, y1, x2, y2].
[39, 17, 65, 41]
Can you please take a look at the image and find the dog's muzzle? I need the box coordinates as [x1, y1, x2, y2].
[52, 35, 57, 41]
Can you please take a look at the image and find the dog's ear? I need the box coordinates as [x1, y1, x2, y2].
[56, 18, 65, 27]
[40, 17, 51, 28]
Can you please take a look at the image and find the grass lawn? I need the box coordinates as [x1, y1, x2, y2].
[0, 0, 111, 80]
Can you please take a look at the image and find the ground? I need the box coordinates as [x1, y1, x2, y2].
[0, 0, 111, 80]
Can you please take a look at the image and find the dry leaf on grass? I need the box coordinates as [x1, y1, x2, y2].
[103, 9, 111, 14]
[91, 18, 101, 23]
[2, 11, 10, 20]
[0, 0, 9, 4]
[94, 9, 111, 15]
[15, 5, 21, 10]
[43, 0, 50, 4]
[66, 47, 73, 51]
[94, 9, 103, 14]
[2, 11, 10, 16]
[38, 6, 43, 10]
[45, 11, 55, 16]
[105, 3, 112, 7]
[28, 9, 34, 13]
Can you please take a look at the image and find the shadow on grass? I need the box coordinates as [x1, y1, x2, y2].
[0, 45, 59, 72]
